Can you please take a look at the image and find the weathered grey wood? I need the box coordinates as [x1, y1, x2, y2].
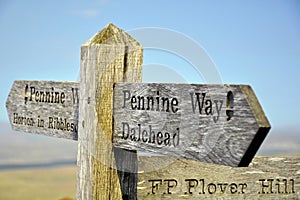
[6, 80, 79, 140]
[77, 23, 143, 200]
[113, 83, 270, 167]
[137, 155, 300, 199]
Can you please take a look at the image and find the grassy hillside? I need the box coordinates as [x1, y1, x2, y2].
[0, 166, 76, 200]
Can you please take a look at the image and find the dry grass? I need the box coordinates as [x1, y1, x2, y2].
[0, 166, 76, 200]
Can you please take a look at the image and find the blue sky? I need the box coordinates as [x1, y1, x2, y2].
[1, 0, 300, 131]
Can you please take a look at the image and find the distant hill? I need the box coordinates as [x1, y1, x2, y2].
[0, 122, 77, 169]
[257, 124, 300, 155]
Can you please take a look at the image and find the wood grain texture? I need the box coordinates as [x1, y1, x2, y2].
[137, 155, 300, 199]
[77, 23, 143, 200]
[113, 83, 270, 167]
[6, 80, 79, 140]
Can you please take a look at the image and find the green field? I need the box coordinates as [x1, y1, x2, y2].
[0, 166, 76, 200]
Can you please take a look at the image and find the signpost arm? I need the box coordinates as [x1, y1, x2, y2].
[238, 85, 271, 166]
[77, 23, 143, 200]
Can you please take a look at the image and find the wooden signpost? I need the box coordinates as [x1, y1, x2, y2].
[113, 83, 270, 167]
[5, 23, 299, 199]
[137, 156, 300, 199]
[6, 81, 79, 140]
[76, 23, 142, 200]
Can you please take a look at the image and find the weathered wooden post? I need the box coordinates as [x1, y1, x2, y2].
[77, 23, 143, 199]
[6, 23, 299, 199]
